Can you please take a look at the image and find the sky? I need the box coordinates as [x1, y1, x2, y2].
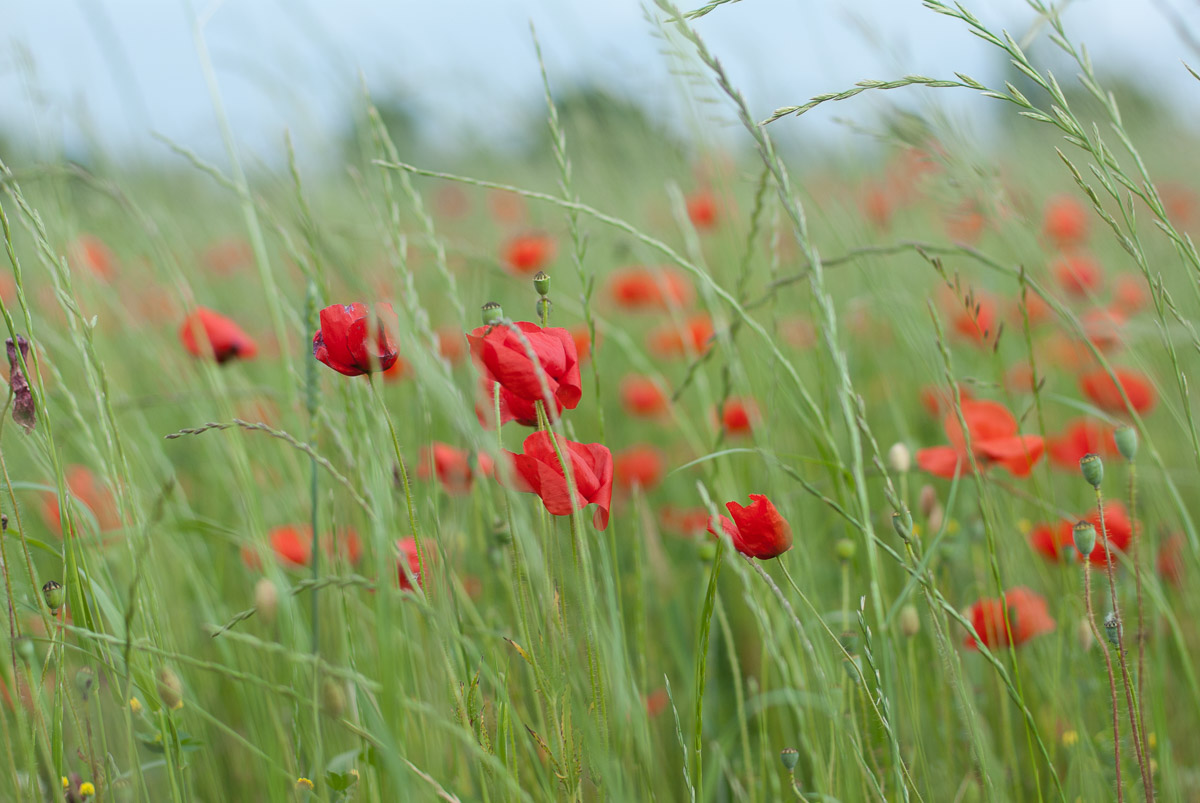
[1, 0, 1197, 167]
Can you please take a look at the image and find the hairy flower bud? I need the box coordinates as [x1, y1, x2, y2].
[1113, 426, 1138, 461]
[1072, 520, 1097, 559]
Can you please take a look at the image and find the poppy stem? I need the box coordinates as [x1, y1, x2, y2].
[1083, 559, 1123, 803]
[1095, 490, 1152, 801]
[1129, 463, 1151, 796]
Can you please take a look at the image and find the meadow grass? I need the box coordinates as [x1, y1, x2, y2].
[0, 1, 1198, 800]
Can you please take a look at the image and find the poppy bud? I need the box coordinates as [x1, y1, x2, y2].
[42, 580, 64, 614]
[75, 666, 94, 700]
[899, 604, 920, 637]
[535, 297, 552, 320]
[1072, 520, 1097, 558]
[481, 301, 504, 326]
[321, 678, 347, 717]
[1079, 453, 1104, 489]
[697, 542, 718, 563]
[1104, 611, 1120, 646]
[779, 747, 799, 771]
[888, 442, 911, 473]
[15, 636, 34, 665]
[157, 667, 184, 710]
[533, 271, 551, 297]
[254, 578, 278, 626]
[1113, 426, 1138, 461]
[927, 505, 945, 535]
[835, 538, 856, 562]
[918, 485, 938, 518]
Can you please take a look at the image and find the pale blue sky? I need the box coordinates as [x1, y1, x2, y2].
[1, 0, 1196, 165]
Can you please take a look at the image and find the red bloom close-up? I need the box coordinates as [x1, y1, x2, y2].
[620, 374, 669, 418]
[707, 494, 792, 560]
[179, 307, 258, 364]
[1079, 367, 1157, 414]
[948, 293, 997, 346]
[648, 315, 714, 358]
[503, 233, 554, 275]
[1052, 253, 1103, 297]
[1047, 419, 1116, 470]
[963, 586, 1055, 650]
[716, 397, 759, 436]
[506, 431, 614, 529]
[916, 399, 1044, 479]
[312, 303, 399, 376]
[607, 266, 694, 310]
[686, 191, 719, 229]
[919, 383, 974, 418]
[244, 525, 363, 570]
[468, 321, 582, 414]
[475, 377, 563, 429]
[614, 444, 666, 493]
[1042, 195, 1089, 248]
[418, 442, 494, 496]
[396, 536, 424, 591]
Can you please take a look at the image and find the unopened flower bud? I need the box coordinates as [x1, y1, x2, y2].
[535, 297, 552, 320]
[899, 604, 920, 637]
[697, 542, 718, 563]
[157, 667, 184, 710]
[481, 301, 503, 326]
[1080, 453, 1104, 489]
[835, 538, 856, 562]
[1104, 611, 1121, 646]
[15, 636, 34, 665]
[1114, 426, 1138, 461]
[1072, 520, 1097, 558]
[42, 580, 64, 614]
[533, 271, 551, 297]
[888, 442, 911, 473]
[779, 747, 799, 771]
[918, 485, 938, 518]
[254, 578, 278, 626]
[927, 504, 945, 535]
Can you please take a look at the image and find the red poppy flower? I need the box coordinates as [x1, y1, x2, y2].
[916, 399, 1044, 479]
[1047, 419, 1116, 469]
[382, 354, 413, 382]
[645, 688, 670, 718]
[1008, 291, 1053, 327]
[706, 493, 792, 560]
[614, 445, 666, 493]
[648, 315, 714, 358]
[202, 238, 254, 275]
[503, 233, 554, 275]
[505, 431, 614, 529]
[418, 443, 494, 495]
[861, 184, 893, 231]
[41, 465, 121, 536]
[475, 378, 563, 429]
[1053, 253, 1103, 297]
[963, 586, 1055, 650]
[396, 536, 424, 591]
[1028, 501, 1135, 567]
[468, 321, 582, 414]
[716, 397, 759, 436]
[1158, 533, 1185, 588]
[312, 303, 399, 376]
[569, 325, 596, 363]
[919, 383, 974, 418]
[179, 307, 258, 364]
[1042, 195, 1089, 248]
[1113, 275, 1148, 316]
[686, 191, 719, 229]
[950, 294, 997, 345]
[1005, 363, 1036, 394]
[246, 526, 363, 570]
[620, 374, 669, 418]
[1079, 367, 1156, 414]
[69, 235, 116, 280]
[659, 505, 710, 537]
[607, 266, 694, 310]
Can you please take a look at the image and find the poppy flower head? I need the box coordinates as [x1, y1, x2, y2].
[963, 586, 1055, 650]
[1052, 253, 1103, 297]
[707, 494, 792, 560]
[418, 442, 494, 495]
[1047, 419, 1116, 469]
[1079, 501, 1135, 567]
[313, 303, 399, 377]
[505, 431, 614, 530]
[607, 266, 695, 311]
[1042, 195, 1089, 248]
[686, 191, 719, 229]
[467, 321, 582, 412]
[1079, 367, 1157, 414]
[648, 315, 714, 359]
[179, 307, 258, 364]
[569, 324, 596, 364]
[716, 397, 759, 436]
[917, 399, 1043, 479]
[945, 290, 997, 346]
[1113, 275, 1149, 316]
[503, 233, 554, 275]
[620, 374, 669, 418]
[396, 536, 424, 591]
[269, 526, 312, 568]
[614, 445, 666, 493]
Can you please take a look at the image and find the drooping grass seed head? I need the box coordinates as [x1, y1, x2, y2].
[1079, 453, 1104, 489]
[1113, 426, 1138, 461]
